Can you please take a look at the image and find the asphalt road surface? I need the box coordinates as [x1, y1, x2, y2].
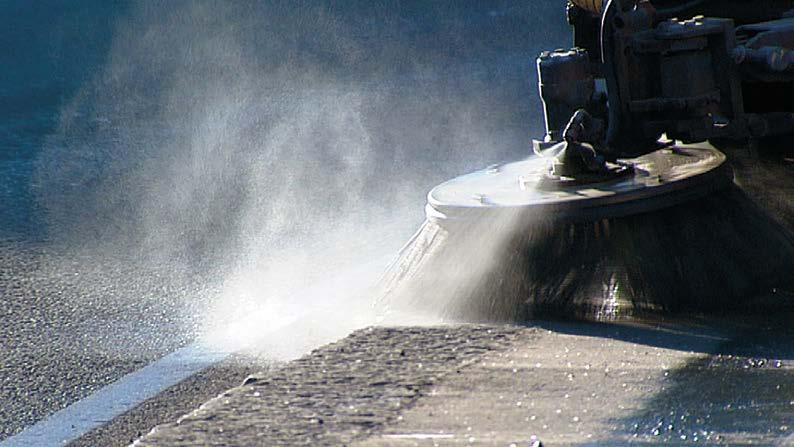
[0, 241, 229, 442]
[135, 318, 794, 446]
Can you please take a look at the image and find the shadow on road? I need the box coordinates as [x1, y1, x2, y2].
[536, 314, 794, 443]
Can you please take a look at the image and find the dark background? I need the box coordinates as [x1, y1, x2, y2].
[1, 1, 568, 251]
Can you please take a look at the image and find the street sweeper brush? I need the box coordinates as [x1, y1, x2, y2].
[377, 0, 794, 322]
[380, 138, 794, 321]
[426, 140, 730, 225]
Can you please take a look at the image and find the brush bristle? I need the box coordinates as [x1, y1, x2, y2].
[378, 186, 794, 322]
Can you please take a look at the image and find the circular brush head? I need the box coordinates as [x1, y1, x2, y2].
[378, 142, 794, 322]
[426, 141, 731, 225]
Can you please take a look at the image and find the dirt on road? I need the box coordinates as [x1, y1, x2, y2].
[133, 318, 794, 446]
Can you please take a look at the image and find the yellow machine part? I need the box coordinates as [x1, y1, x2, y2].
[571, 0, 603, 13]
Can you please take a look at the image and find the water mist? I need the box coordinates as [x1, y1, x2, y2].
[33, 1, 565, 356]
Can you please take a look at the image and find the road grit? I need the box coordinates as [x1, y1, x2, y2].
[133, 322, 794, 446]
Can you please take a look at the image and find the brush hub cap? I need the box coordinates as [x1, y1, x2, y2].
[426, 141, 731, 223]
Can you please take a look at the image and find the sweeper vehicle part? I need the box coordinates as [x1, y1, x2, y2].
[391, 0, 794, 320]
[429, 0, 794, 226]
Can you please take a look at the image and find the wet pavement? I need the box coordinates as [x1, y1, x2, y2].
[133, 315, 794, 446]
[133, 326, 524, 446]
[0, 241, 214, 441]
[66, 355, 273, 447]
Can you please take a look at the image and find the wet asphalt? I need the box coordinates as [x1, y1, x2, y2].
[133, 318, 794, 446]
[0, 241, 216, 441]
[66, 355, 273, 447]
